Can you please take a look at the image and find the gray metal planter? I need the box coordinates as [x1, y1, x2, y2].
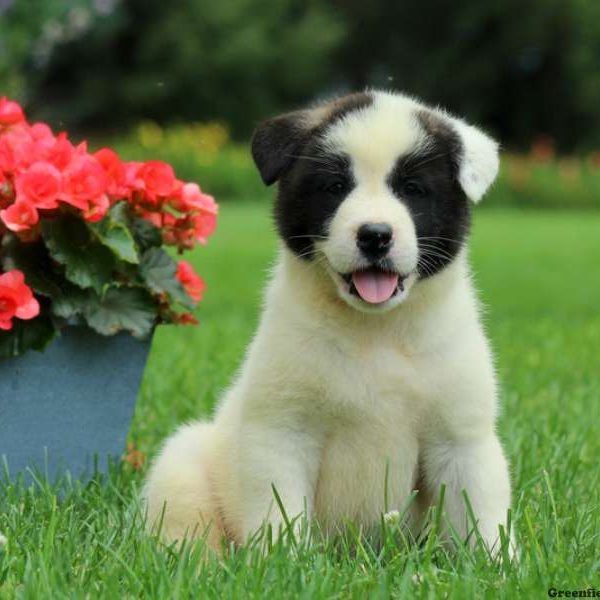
[0, 327, 151, 483]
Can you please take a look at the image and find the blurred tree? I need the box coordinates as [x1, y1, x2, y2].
[0, 0, 91, 101]
[332, 0, 600, 151]
[21, 0, 345, 136]
[2, 0, 599, 150]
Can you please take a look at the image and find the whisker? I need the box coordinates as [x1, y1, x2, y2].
[419, 251, 453, 266]
[294, 248, 319, 260]
[417, 235, 464, 245]
[417, 244, 455, 260]
[417, 256, 435, 277]
[419, 245, 455, 259]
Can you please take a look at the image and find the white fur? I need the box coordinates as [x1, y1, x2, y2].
[449, 117, 499, 202]
[144, 91, 513, 556]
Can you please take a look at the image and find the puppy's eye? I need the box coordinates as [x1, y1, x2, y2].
[322, 181, 346, 195]
[400, 179, 427, 197]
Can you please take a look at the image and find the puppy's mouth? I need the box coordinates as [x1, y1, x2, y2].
[339, 267, 405, 304]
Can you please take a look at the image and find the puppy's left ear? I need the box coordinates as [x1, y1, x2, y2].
[449, 117, 500, 203]
[251, 110, 312, 186]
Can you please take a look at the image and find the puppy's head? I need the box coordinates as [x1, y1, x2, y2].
[252, 90, 499, 312]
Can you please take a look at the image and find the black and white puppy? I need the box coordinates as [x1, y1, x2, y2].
[145, 90, 513, 555]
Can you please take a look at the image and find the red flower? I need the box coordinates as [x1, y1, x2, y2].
[61, 155, 107, 210]
[14, 161, 62, 209]
[176, 261, 205, 303]
[82, 193, 110, 223]
[95, 148, 126, 197]
[175, 312, 199, 325]
[139, 210, 163, 229]
[174, 182, 218, 214]
[192, 211, 217, 244]
[0, 270, 40, 330]
[29, 122, 53, 141]
[0, 200, 39, 232]
[0, 97, 25, 126]
[0, 137, 17, 173]
[138, 160, 176, 201]
[45, 133, 75, 171]
[123, 161, 145, 196]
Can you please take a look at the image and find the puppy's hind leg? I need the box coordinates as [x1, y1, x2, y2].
[144, 422, 223, 552]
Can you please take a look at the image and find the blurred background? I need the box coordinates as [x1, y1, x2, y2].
[1, 0, 599, 207]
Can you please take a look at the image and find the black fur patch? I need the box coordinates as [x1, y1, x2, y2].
[251, 110, 312, 186]
[253, 92, 373, 258]
[275, 146, 353, 258]
[251, 92, 373, 188]
[320, 92, 373, 131]
[387, 110, 470, 278]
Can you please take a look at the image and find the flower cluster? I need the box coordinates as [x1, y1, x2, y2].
[0, 97, 217, 250]
[0, 97, 218, 357]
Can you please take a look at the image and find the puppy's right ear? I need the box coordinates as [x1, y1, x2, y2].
[251, 110, 312, 186]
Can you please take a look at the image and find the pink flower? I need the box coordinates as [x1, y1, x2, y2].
[0, 126, 34, 172]
[139, 160, 176, 201]
[123, 161, 145, 196]
[139, 210, 163, 228]
[0, 200, 39, 232]
[0, 137, 16, 173]
[174, 182, 219, 214]
[29, 122, 54, 141]
[176, 261, 205, 303]
[94, 148, 126, 197]
[82, 193, 110, 223]
[14, 161, 62, 209]
[192, 211, 217, 244]
[45, 133, 75, 171]
[0, 98, 25, 127]
[0, 270, 40, 330]
[61, 155, 107, 210]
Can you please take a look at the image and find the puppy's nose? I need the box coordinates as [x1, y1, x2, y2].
[356, 223, 393, 258]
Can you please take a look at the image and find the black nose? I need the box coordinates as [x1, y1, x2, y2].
[356, 223, 393, 258]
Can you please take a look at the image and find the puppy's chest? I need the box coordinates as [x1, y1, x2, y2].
[310, 338, 432, 422]
[309, 342, 428, 528]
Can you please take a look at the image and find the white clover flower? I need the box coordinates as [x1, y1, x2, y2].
[383, 509, 401, 524]
[0, 532, 7, 547]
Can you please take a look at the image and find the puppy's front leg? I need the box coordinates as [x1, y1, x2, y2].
[238, 423, 321, 543]
[421, 433, 513, 555]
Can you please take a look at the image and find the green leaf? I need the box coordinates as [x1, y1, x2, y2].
[139, 247, 195, 310]
[1, 235, 64, 297]
[83, 286, 156, 339]
[2, 234, 93, 324]
[130, 215, 163, 251]
[51, 287, 91, 321]
[0, 316, 56, 359]
[42, 216, 115, 294]
[88, 203, 139, 264]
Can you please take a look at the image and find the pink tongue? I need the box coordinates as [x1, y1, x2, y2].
[351, 270, 399, 304]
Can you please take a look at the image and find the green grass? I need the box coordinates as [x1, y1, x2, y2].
[2, 202, 600, 598]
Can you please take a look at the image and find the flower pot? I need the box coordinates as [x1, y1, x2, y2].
[0, 326, 151, 483]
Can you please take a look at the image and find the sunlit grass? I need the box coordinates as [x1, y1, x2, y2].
[1, 202, 599, 597]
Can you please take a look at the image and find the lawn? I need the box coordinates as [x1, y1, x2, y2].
[1, 202, 599, 598]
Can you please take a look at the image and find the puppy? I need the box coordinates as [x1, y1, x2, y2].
[144, 90, 513, 555]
